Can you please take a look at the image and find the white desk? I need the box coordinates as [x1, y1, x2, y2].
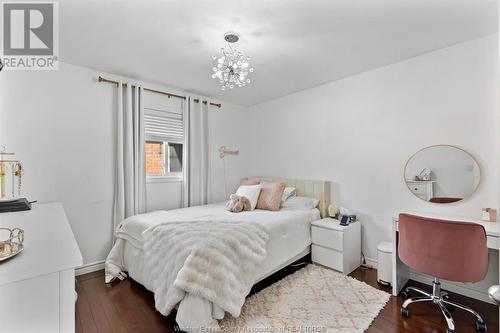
[0, 202, 83, 333]
[392, 212, 499, 301]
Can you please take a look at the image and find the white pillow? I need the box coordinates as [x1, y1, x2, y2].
[281, 196, 319, 209]
[281, 187, 296, 203]
[235, 184, 262, 210]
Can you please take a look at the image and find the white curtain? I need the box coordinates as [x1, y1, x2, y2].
[188, 97, 212, 206]
[113, 83, 147, 229]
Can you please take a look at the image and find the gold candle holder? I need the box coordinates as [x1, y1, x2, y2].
[0, 146, 20, 200]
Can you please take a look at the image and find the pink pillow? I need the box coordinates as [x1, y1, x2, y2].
[241, 178, 260, 185]
[256, 181, 286, 211]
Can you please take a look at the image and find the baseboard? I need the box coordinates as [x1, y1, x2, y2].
[75, 260, 105, 276]
[410, 272, 494, 305]
[363, 257, 378, 269]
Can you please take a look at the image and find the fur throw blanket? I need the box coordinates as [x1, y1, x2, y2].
[143, 220, 269, 318]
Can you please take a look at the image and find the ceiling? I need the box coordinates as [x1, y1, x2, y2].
[60, 0, 498, 106]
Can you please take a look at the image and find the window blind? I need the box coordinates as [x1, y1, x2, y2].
[144, 108, 183, 142]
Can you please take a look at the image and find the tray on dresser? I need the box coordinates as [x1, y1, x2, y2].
[0, 227, 24, 262]
[0, 241, 23, 262]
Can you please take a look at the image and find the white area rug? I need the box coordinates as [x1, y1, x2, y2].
[220, 264, 390, 333]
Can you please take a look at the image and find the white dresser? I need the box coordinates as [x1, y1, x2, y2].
[311, 218, 361, 275]
[405, 180, 435, 201]
[0, 203, 83, 333]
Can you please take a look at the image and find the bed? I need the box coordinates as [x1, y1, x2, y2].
[105, 177, 330, 331]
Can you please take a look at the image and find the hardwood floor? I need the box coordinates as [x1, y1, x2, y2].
[76, 264, 498, 333]
[350, 268, 498, 333]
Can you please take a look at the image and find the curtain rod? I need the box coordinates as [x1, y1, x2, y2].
[97, 76, 186, 100]
[98, 76, 222, 108]
[193, 98, 222, 108]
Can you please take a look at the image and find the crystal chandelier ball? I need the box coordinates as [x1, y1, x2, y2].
[211, 33, 254, 90]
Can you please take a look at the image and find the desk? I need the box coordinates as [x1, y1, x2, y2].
[392, 212, 499, 302]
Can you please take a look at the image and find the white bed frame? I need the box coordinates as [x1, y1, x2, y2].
[246, 177, 332, 283]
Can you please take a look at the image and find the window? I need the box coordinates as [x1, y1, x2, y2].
[144, 105, 184, 180]
[168, 143, 183, 172]
[145, 141, 183, 176]
[145, 141, 165, 175]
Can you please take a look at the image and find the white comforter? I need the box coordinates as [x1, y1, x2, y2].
[105, 203, 318, 332]
[144, 219, 268, 319]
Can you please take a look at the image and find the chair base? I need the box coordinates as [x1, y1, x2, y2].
[400, 279, 487, 332]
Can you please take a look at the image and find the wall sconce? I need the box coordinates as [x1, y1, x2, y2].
[219, 146, 239, 159]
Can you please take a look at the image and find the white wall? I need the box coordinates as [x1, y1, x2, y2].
[0, 62, 248, 265]
[209, 102, 252, 202]
[0, 63, 116, 265]
[245, 34, 499, 266]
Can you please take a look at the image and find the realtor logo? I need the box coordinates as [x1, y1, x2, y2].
[1, 1, 59, 70]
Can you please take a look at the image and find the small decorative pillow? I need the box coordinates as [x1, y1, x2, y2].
[281, 186, 296, 203]
[281, 196, 320, 209]
[235, 184, 262, 210]
[256, 181, 286, 211]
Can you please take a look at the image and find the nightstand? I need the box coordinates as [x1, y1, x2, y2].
[311, 218, 361, 275]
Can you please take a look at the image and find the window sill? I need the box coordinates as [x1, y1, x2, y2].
[147, 176, 183, 184]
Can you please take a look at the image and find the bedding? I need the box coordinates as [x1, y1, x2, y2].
[105, 202, 319, 332]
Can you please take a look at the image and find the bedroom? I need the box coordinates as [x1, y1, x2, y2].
[0, 0, 499, 332]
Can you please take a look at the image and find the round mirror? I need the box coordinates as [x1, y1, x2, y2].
[404, 145, 480, 204]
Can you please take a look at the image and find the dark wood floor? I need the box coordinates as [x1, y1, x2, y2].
[76, 264, 498, 333]
[350, 268, 498, 333]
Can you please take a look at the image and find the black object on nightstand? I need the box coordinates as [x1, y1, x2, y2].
[0, 198, 32, 213]
[340, 215, 350, 226]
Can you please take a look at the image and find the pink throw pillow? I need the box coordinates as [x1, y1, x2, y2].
[241, 178, 260, 186]
[256, 181, 286, 211]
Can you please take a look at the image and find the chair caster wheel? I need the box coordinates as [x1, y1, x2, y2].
[401, 308, 409, 317]
[476, 321, 487, 332]
[401, 290, 410, 299]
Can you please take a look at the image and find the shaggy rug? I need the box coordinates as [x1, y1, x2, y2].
[220, 264, 390, 333]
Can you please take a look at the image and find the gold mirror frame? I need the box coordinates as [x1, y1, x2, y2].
[403, 145, 481, 204]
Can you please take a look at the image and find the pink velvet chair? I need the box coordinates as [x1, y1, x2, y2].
[398, 213, 488, 333]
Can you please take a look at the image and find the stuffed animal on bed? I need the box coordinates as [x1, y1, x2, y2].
[226, 194, 252, 213]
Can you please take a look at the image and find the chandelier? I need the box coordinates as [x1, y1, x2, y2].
[211, 32, 254, 90]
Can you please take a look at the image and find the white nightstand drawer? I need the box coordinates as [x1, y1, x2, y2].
[312, 244, 343, 272]
[311, 225, 343, 251]
[409, 184, 426, 195]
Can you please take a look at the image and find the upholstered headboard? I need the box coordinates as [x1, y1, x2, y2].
[244, 177, 331, 218]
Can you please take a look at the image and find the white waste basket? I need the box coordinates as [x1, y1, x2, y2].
[377, 241, 392, 287]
